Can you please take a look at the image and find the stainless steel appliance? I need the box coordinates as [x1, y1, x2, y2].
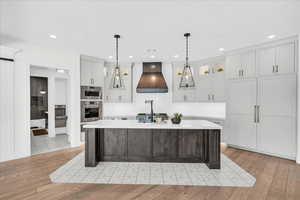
[81, 101, 102, 122]
[81, 86, 102, 100]
[55, 105, 67, 128]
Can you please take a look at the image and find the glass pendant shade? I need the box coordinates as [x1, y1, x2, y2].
[111, 66, 124, 89]
[179, 64, 195, 88]
[111, 34, 125, 89]
[179, 33, 195, 89]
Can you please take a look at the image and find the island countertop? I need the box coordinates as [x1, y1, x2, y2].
[83, 120, 222, 130]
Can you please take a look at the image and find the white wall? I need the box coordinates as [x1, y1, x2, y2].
[11, 42, 81, 159]
[0, 57, 15, 162]
[55, 78, 67, 105]
[297, 34, 300, 164]
[103, 62, 226, 119]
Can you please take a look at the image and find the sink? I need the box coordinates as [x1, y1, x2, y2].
[136, 113, 169, 123]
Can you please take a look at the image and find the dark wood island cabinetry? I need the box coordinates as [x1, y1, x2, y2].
[84, 120, 221, 169]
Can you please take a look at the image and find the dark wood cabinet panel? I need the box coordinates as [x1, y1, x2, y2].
[103, 129, 127, 160]
[152, 129, 177, 160]
[127, 129, 152, 161]
[178, 129, 205, 161]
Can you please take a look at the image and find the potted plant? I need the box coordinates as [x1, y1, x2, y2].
[171, 113, 182, 124]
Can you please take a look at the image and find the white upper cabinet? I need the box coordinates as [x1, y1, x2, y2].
[257, 42, 295, 76]
[276, 43, 295, 74]
[104, 62, 133, 103]
[80, 56, 104, 87]
[172, 58, 225, 103]
[225, 50, 255, 79]
[194, 60, 225, 102]
[225, 54, 241, 79]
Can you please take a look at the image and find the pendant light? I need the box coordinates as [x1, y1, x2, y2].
[179, 33, 195, 88]
[111, 34, 125, 89]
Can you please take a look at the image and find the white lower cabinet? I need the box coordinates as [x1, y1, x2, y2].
[226, 115, 257, 149]
[257, 116, 296, 158]
[225, 74, 297, 159]
[256, 74, 297, 158]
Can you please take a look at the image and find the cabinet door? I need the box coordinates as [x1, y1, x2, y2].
[226, 115, 257, 149]
[211, 70, 226, 102]
[197, 77, 212, 102]
[226, 79, 257, 115]
[103, 129, 127, 160]
[257, 75, 297, 158]
[257, 46, 276, 76]
[80, 59, 92, 86]
[127, 129, 152, 161]
[152, 129, 177, 160]
[178, 130, 205, 161]
[92, 60, 104, 87]
[276, 43, 295, 75]
[225, 54, 241, 79]
[225, 79, 257, 149]
[241, 50, 256, 78]
[257, 75, 296, 117]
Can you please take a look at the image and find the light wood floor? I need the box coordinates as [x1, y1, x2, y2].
[1, 146, 300, 200]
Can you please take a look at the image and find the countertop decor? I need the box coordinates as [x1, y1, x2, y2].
[171, 113, 182, 124]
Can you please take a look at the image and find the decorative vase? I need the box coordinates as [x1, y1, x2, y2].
[171, 118, 181, 124]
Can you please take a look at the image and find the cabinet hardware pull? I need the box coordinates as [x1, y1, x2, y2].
[272, 65, 275, 73]
[276, 65, 279, 72]
[208, 94, 210, 101]
[257, 105, 260, 123]
[254, 105, 257, 123]
[212, 94, 215, 101]
[241, 69, 244, 77]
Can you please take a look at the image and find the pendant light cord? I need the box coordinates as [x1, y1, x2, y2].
[116, 36, 119, 67]
[184, 33, 190, 67]
[114, 34, 120, 68]
[185, 35, 188, 67]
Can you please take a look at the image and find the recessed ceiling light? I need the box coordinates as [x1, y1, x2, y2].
[49, 34, 57, 39]
[108, 56, 113, 59]
[219, 48, 225, 52]
[150, 55, 155, 58]
[268, 34, 276, 39]
[129, 56, 133, 59]
[56, 69, 65, 73]
[173, 55, 179, 58]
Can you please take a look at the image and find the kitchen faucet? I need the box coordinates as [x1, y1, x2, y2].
[145, 100, 154, 122]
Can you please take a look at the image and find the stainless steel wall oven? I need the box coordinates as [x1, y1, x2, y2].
[81, 86, 102, 100]
[81, 101, 102, 122]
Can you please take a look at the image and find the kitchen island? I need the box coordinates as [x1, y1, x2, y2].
[83, 120, 222, 169]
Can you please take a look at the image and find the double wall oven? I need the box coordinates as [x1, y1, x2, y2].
[80, 86, 103, 122]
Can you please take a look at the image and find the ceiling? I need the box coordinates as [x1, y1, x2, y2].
[0, 0, 299, 61]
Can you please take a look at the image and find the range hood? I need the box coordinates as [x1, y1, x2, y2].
[136, 62, 168, 93]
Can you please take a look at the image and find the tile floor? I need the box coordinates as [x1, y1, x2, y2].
[50, 152, 256, 187]
[31, 133, 70, 155]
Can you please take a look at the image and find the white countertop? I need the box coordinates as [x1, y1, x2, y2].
[83, 120, 222, 130]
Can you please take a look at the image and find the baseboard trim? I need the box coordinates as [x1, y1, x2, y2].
[227, 144, 296, 161]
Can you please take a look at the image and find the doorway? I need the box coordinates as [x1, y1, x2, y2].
[30, 66, 70, 155]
